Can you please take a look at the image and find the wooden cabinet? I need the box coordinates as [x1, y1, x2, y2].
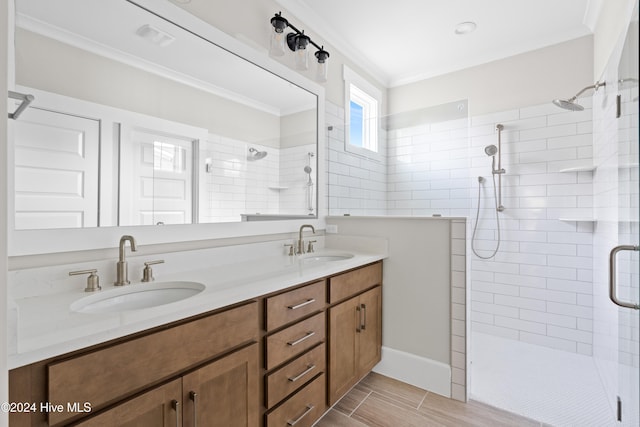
[328, 278, 382, 405]
[75, 344, 258, 427]
[10, 302, 258, 427]
[73, 379, 181, 427]
[265, 374, 325, 427]
[263, 281, 327, 426]
[10, 261, 383, 427]
[182, 344, 259, 427]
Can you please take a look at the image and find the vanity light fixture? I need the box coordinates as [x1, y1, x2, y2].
[269, 12, 330, 82]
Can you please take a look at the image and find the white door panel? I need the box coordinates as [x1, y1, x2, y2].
[13, 108, 100, 229]
[120, 126, 195, 226]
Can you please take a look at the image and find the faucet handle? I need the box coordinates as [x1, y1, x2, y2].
[142, 260, 165, 282]
[69, 269, 101, 292]
[284, 244, 295, 256]
[307, 240, 317, 253]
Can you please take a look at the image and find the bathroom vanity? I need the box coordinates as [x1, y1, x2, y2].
[8, 254, 383, 427]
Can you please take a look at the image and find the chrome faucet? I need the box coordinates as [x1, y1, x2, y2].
[114, 235, 137, 286]
[297, 224, 315, 255]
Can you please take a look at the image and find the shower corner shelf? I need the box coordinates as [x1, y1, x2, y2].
[559, 218, 597, 223]
[268, 185, 288, 190]
[559, 165, 597, 173]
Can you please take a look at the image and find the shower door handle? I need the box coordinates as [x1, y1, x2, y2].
[609, 245, 640, 310]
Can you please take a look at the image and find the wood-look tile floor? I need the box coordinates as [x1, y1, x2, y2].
[315, 372, 545, 427]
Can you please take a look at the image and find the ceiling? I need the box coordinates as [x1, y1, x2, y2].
[275, 0, 599, 87]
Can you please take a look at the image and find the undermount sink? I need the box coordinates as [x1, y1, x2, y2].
[71, 281, 205, 314]
[300, 253, 354, 263]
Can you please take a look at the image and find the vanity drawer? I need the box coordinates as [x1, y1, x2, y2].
[266, 373, 325, 427]
[266, 280, 325, 331]
[266, 312, 325, 370]
[265, 343, 325, 408]
[329, 262, 382, 303]
[47, 302, 258, 426]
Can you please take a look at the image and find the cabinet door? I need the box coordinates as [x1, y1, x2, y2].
[328, 296, 359, 405]
[357, 286, 382, 374]
[182, 344, 258, 427]
[73, 379, 181, 427]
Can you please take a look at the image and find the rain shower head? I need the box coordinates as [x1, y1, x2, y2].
[552, 98, 584, 111]
[484, 145, 498, 156]
[552, 81, 606, 111]
[248, 147, 267, 160]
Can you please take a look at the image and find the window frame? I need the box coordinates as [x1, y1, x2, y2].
[343, 65, 382, 161]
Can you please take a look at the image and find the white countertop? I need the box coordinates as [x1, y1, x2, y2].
[9, 240, 386, 369]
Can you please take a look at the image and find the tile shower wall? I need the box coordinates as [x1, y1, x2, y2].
[326, 102, 388, 216]
[327, 99, 597, 355]
[466, 102, 595, 356]
[200, 137, 314, 222]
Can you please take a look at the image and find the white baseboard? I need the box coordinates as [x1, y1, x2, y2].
[372, 346, 451, 398]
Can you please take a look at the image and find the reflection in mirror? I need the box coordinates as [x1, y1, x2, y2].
[12, 0, 318, 230]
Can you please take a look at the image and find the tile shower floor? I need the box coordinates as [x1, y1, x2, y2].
[470, 332, 615, 427]
[315, 371, 540, 426]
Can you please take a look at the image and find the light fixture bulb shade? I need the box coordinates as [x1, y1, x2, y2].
[269, 30, 285, 56]
[315, 49, 329, 82]
[293, 34, 310, 71]
[295, 46, 309, 70]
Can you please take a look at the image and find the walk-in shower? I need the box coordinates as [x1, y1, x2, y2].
[552, 80, 606, 111]
[471, 124, 505, 259]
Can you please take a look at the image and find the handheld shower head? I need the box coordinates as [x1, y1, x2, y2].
[484, 145, 498, 156]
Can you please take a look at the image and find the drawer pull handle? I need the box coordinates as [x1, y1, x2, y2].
[287, 405, 315, 426]
[288, 364, 316, 382]
[356, 306, 361, 333]
[287, 331, 316, 346]
[288, 298, 316, 310]
[171, 400, 180, 427]
[190, 391, 198, 427]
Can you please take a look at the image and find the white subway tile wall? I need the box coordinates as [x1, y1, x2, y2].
[326, 98, 600, 356]
[326, 103, 388, 216]
[200, 135, 315, 222]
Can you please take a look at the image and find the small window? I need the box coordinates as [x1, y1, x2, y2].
[344, 66, 381, 160]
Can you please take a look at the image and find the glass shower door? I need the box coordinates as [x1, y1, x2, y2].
[611, 9, 639, 424]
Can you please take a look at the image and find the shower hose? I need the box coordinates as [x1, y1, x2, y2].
[471, 174, 501, 259]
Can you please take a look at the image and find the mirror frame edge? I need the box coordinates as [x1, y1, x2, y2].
[8, 0, 327, 256]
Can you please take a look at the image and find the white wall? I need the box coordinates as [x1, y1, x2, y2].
[16, 29, 282, 146]
[593, 0, 637, 80]
[389, 36, 594, 117]
[174, 0, 386, 110]
[325, 216, 457, 397]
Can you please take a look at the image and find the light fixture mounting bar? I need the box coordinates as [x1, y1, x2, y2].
[271, 12, 329, 55]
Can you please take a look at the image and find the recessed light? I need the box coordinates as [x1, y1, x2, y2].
[455, 21, 477, 35]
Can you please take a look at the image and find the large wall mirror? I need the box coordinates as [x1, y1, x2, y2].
[11, 0, 319, 233]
